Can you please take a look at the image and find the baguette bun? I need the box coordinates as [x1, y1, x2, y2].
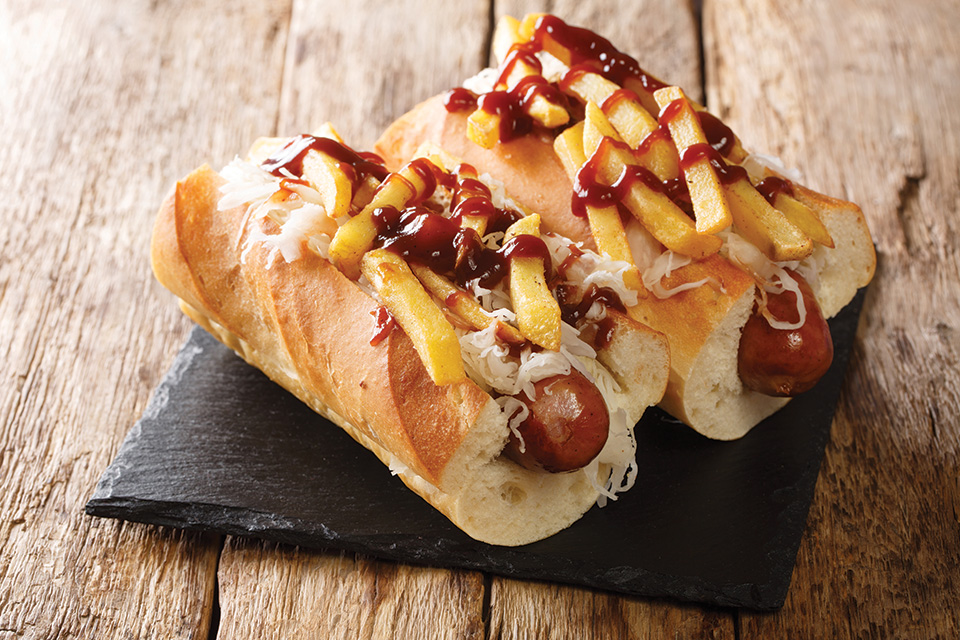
[152, 164, 669, 545]
[376, 93, 876, 439]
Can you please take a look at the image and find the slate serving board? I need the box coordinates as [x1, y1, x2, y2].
[87, 289, 865, 610]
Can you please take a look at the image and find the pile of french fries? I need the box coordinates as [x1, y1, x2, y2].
[248, 127, 570, 387]
[464, 14, 835, 274]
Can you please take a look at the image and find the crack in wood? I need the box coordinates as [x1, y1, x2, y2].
[481, 572, 492, 640]
[206, 536, 225, 640]
[895, 170, 926, 258]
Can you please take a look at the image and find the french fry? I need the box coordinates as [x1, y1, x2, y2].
[329, 159, 436, 279]
[503, 215, 561, 350]
[301, 149, 352, 219]
[351, 175, 381, 211]
[517, 13, 546, 41]
[562, 71, 656, 145]
[770, 192, 834, 248]
[582, 101, 622, 156]
[497, 52, 569, 129]
[553, 122, 587, 178]
[247, 137, 288, 165]
[586, 206, 643, 289]
[560, 70, 678, 180]
[554, 113, 642, 289]
[453, 164, 492, 237]
[410, 263, 525, 344]
[466, 107, 501, 149]
[653, 86, 733, 235]
[311, 122, 345, 143]
[723, 179, 814, 262]
[493, 15, 523, 65]
[361, 249, 465, 385]
[594, 139, 722, 258]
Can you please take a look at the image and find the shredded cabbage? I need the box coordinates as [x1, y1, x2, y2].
[720, 231, 806, 330]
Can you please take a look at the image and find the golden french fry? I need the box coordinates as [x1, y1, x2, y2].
[653, 86, 733, 235]
[351, 175, 381, 211]
[504, 212, 542, 240]
[361, 249, 465, 385]
[247, 137, 288, 165]
[723, 179, 814, 261]
[410, 263, 525, 344]
[560, 70, 678, 180]
[553, 122, 587, 178]
[596, 140, 722, 258]
[771, 192, 834, 248]
[517, 13, 546, 41]
[330, 159, 437, 279]
[503, 215, 561, 350]
[453, 165, 492, 237]
[301, 150, 352, 219]
[311, 122, 345, 143]
[493, 15, 523, 64]
[582, 101, 622, 157]
[585, 205, 643, 289]
[466, 107, 501, 149]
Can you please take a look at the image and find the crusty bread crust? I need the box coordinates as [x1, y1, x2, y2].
[376, 93, 876, 439]
[151, 164, 669, 545]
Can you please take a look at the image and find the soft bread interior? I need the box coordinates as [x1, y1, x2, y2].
[185, 302, 604, 546]
[155, 164, 667, 546]
[377, 93, 876, 440]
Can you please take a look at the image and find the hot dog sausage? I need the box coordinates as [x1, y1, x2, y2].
[738, 271, 833, 397]
[503, 369, 609, 473]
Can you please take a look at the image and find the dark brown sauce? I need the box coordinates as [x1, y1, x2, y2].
[532, 15, 666, 93]
[679, 143, 748, 185]
[370, 306, 396, 346]
[497, 42, 543, 87]
[477, 90, 533, 141]
[755, 176, 795, 205]
[600, 88, 644, 114]
[558, 283, 626, 327]
[572, 138, 671, 218]
[260, 134, 388, 185]
[557, 243, 585, 279]
[594, 316, 617, 350]
[374, 206, 461, 273]
[697, 111, 736, 157]
[443, 87, 478, 112]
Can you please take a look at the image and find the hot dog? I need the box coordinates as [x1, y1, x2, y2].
[375, 13, 875, 440]
[150, 127, 670, 545]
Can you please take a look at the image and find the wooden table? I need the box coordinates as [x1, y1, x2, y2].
[2, 0, 957, 637]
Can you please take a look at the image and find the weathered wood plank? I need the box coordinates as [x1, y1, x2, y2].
[0, 0, 290, 637]
[216, 538, 485, 639]
[276, 0, 491, 149]
[213, 2, 491, 638]
[487, 1, 735, 637]
[704, 0, 960, 637]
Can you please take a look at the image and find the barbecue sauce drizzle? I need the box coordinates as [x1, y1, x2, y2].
[261, 134, 389, 185]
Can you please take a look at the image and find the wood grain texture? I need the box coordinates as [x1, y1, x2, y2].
[212, 2, 491, 639]
[0, 0, 289, 637]
[705, 0, 960, 637]
[217, 538, 484, 639]
[487, 579, 733, 640]
[277, 0, 491, 149]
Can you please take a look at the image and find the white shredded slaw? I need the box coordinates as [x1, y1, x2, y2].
[217, 143, 642, 503]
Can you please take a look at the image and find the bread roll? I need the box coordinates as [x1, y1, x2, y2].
[376, 93, 875, 440]
[152, 157, 669, 546]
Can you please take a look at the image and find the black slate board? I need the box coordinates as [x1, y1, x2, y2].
[87, 289, 865, 610]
